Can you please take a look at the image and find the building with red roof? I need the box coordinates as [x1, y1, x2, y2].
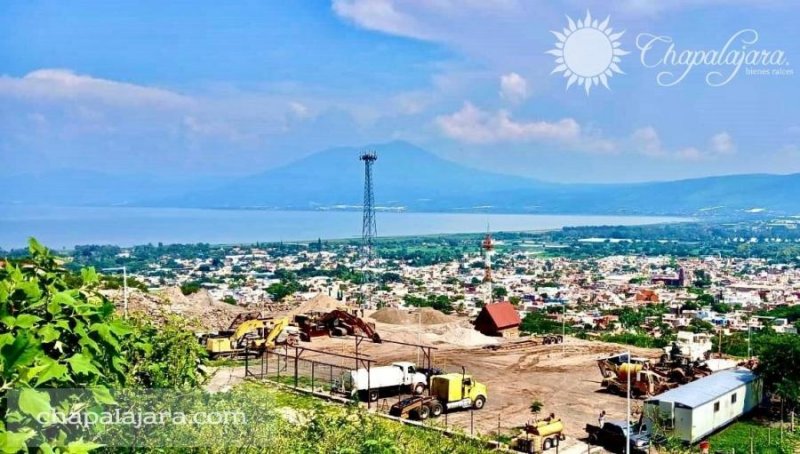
[474, 301, 521, 338]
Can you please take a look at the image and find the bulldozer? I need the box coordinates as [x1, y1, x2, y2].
[511, 416, 566, 453]
[205, 317, 298, 359]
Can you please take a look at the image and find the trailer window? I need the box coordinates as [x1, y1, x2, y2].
[714, 402, 720, 412]
[731, 393, 737, 404]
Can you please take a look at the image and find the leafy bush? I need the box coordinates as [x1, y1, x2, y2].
[1, 239, 134, 451]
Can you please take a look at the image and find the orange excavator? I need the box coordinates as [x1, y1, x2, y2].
[295, 309, 381, 343]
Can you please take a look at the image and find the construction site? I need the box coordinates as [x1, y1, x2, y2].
[119, 151, 751, 453]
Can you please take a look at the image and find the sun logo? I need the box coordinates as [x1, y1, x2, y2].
[547, 11, 628, 95]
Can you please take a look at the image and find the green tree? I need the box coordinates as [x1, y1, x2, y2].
[529, 399, 543, 421]
[756, 334, 800, 411]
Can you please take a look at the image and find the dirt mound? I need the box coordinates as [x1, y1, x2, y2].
[371, 307, 453, 325]
[103, 287, 246, 332]
[289, 293, 343, 316]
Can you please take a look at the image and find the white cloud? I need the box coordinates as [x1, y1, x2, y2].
[631, 126, 735, 160]
[332, 0, 432, 40]
[0, 69, 192, 109]
[288, 101, 312, 119]
[709, 132, 735, 155]
[631, 126, 664, 157]
[499, 72, 529, 104]
[436, 101, 580, 144]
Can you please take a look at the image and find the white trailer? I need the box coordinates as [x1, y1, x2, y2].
[644, 368, 762, 444]
[337, 361, 428, 401]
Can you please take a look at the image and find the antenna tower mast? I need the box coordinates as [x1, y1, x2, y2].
[360, 151, 378, 306]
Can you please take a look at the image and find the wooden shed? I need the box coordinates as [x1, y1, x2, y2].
[474, 301, 521, 338]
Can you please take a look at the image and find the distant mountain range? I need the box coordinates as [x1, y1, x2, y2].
[5, 141, 800, 217]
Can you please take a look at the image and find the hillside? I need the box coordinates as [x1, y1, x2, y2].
[5, 141, 800, 216]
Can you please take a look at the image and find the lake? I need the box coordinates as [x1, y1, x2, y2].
[0, 205, 689, 250]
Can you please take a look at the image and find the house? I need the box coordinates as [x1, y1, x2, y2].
[644, 368, 762, 444]
[635, 289, 659, 304]
[473, 301, 521, 338]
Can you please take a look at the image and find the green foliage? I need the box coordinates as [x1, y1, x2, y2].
[529, 399, 543, 417]
[123, 314, 207, 389]
[708, 420, 798, 454]
[222, 295, 237, 305]
[491, 286, 508, 300]
[180, 281, 201, 296]
[520, 311, 566, 335]
[403, 294, 454, 314]
[0, 238, 134, 450]
[756, 334, 800, 408]
[266, 279, 307, 301]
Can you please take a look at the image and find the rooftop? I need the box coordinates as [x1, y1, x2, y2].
[646, 368, 758, 409]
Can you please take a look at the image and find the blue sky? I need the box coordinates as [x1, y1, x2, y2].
[1, 0, 799, 183]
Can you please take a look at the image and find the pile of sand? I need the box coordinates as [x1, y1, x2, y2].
[371, 307, 453, 325]
[289, 293, 343, 317]
[423, 324, 499, 347]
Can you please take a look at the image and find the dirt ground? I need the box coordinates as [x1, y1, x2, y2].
[303, 327, 660, 452]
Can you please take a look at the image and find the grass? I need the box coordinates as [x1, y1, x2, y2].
[708, 420, 799, 454]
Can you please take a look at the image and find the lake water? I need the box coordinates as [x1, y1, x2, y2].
[0, 205, 689, 250]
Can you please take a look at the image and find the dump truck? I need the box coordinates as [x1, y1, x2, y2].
[335, 361, 428, 401]
[205, 317, 298, 358]
[510, 417, 566, 452]
[389, 369, 487, 419]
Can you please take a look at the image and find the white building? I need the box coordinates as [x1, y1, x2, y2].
[644, 368, 762, 444]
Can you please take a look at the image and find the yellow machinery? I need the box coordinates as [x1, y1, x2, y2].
[205, 317, 297, 359]
[511, 417, 566, 452]
[389, 369, 487, 419]
[430, 373, 487, 410]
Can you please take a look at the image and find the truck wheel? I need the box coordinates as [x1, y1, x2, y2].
[556, 335, 563, 344]
[543, 438, 553, 450]
[368, 390, 379, 402]
[543, 337, 551, 345]
[413, 383, 426, 395]
[473, 396, 485, 410]
[588, 433, 598, 444]
[417, 405, 430, 420]
[552, 437, 559, 447]
[431, 402, 444, 417]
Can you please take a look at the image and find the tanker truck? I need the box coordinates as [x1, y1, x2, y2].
[334, 361, 428, 401]
[511, 416, 566, 452]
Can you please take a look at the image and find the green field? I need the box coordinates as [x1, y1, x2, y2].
[708, 420, 798, 454]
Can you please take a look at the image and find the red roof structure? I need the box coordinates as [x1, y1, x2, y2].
[474, 301, 521, 336]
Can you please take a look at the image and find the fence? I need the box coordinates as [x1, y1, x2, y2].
[244, 344, 377, 407]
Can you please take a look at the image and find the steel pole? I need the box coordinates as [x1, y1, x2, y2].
[626, 348, 631, 454]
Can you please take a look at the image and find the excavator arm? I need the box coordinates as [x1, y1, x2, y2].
[264, 317, 289, 348]
[319, 310, 381, 343]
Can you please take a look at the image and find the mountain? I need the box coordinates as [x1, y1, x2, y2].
[5, 141, 800, 216]
[154, 141, 556, 211]
[158, 141, 800, 216]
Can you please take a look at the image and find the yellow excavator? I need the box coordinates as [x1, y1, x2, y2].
[205, 317, 298, 359]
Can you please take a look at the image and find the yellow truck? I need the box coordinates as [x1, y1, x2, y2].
[389, 369, 487, 420]
[511, 417, 566, 452]
[205, 317, 298, 358]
